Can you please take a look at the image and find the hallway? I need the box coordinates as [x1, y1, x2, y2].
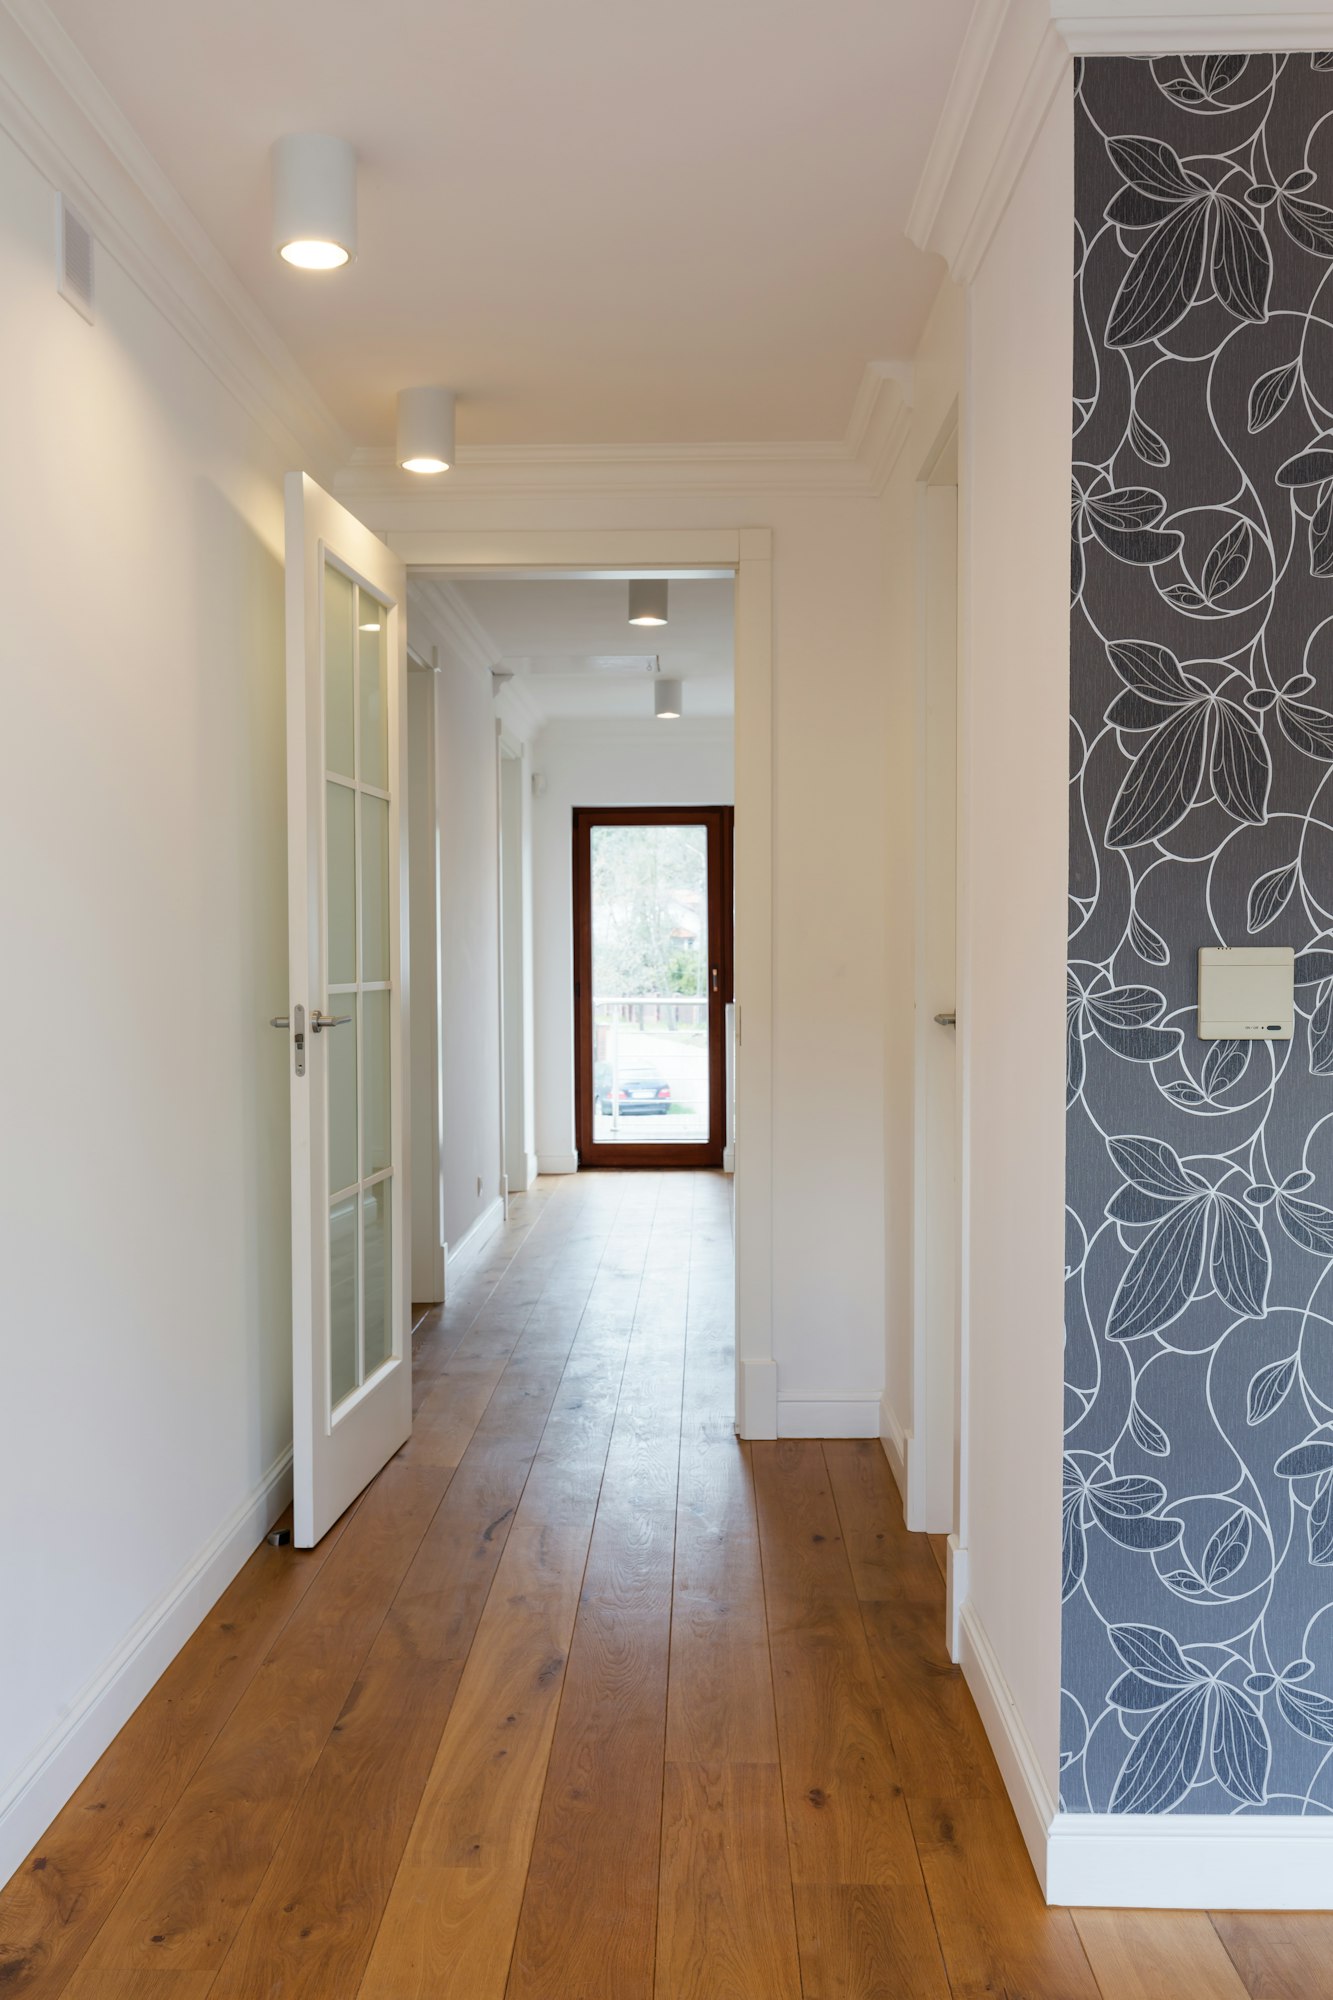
[1, 1171, 1328, 1999]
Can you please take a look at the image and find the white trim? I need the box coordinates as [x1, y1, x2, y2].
[406, 575, 498, 681]
[1046, 1810, 1333, 1910]
[777, 1396, 879, 1439]
[879, 1398, 909, 1506]
[443, 1196, 506, 1291]
[958, 1598, 1057, 1893]
[945, 1534, 968, 1664]
[0, 1445, 292, 1884]
[334, 363, 910, 503]
[536, 1151, 579, 1176]
[721, 1144, 735, 1175]
[737, 1357, 778, 1439]
[0, 0, 347, 476]
[909, 0, 1333, 284]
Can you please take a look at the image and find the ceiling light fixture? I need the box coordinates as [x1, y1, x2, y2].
[629, 579, 668, 626]
[654, 677, 683, 720]
[397, 386, 456, 474]
[271, 134, 357, 269]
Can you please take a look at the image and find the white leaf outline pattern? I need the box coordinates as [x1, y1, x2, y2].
[1066, 55, 1333, 1817]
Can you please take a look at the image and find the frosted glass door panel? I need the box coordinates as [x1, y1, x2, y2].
[324, 565, 355, 779]
[329, 1196, 359, 1408]
[327, 1004, 358, 1196]
[359, 605, 388, 791]
[363, 1181, 391, 1376]
[361, 794, 390, 983]
[362, 989, 391, 1177]
[326, 782, 356, 986]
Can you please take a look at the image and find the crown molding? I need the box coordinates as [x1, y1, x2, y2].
[493, 675, 544, 741]
[334, 362, 910, 503]
[406, 574, 499, 681]
[0, 0, 349, 477]
[911, 0, 1333, 282]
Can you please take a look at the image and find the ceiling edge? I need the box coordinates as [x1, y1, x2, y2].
[0, 0, 350, 478]
[909, 0, 1333, 282]
[334, 363, 912, 503]
[406, 573, 499, 681]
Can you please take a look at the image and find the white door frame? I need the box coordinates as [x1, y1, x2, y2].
[386, 526, 776, 1438]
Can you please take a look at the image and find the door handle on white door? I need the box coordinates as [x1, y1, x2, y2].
[310, 1010, 352, 1033]
[272, 1003, 307, 1076]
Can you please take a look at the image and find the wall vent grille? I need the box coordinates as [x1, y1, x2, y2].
[56, 196, 94, 322]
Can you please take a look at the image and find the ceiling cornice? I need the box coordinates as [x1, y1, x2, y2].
[0, 0, 350, 478]
[334, 362, 911, 504]
[911, 0, 1333, 283]
[406, 574, 499, 681]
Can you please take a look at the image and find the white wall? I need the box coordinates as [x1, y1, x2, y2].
[345, 490, 892, 1437]
[530, 718, 735, 1171]
[407, 668, 443, 1301]
[499, 742, 536, 1193]
[429, 650, 505, 1258]
[959, 79, 1072, 1803]
[880, 280, 964, 1501]
[0, 121, 295, 1871]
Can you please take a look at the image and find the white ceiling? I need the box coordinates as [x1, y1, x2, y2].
[447, 577, 734, 723]
[47, 0, 970, 448]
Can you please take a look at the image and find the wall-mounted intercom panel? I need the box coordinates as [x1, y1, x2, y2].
[1197, 946, 1294, 1041]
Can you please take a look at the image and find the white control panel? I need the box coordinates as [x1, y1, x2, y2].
[1197, 946, 1294, 1041]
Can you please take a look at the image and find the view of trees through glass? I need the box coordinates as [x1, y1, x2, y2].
[590, 822, 709, 1143]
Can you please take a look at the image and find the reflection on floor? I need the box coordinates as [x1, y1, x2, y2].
[2, 1170, 1330, 1998]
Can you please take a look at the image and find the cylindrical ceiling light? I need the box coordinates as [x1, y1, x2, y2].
[629, 578, 669, 626]
[654, 677, 683, 720]
[396, 387, 456, 475]
[271, 134, 357, 269]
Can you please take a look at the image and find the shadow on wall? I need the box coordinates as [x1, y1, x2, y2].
[1066, 54, 1333, 1818]
[194, 476, 292, 1465]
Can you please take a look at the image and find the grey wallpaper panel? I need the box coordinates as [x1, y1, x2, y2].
[1066, 54, 1333, 1815]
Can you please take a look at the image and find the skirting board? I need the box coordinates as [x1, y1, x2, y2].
[536, 1151, 579, 1175]
[958, 1597, 1333, 1908]
[737, 1356, 778, 1439]
[879, 1397, 909, 1505]
[0, 1445, 293, 1884]
[778, 1396, 879, 1439]
[443, 1196, 506, 1295]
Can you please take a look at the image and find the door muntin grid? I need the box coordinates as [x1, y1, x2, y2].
[323, 558, 395, 1419]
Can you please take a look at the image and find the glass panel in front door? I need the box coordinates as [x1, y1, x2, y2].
[589, 821, 709, 1144]
[325, 562, 395, 1413]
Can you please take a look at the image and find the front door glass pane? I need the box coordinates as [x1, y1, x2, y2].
[589, 822, 709, 1145]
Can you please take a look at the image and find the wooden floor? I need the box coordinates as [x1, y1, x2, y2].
[4, 1172, 1332, 1998]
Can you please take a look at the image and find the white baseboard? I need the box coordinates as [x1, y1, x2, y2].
[958, 1598, 1056, 1894]
[879, 1397, 909, 1505]
[1047, 1810, 1333, 1910]
[536, 1151, 579, 1175]
[778, 1396, 879, 1439]
[721, 1144, 735, 1174]
[737, 1356, 778, 1439]
[957, 1596, 1333, 1909]
[945, 1535, 967, 1663]
[443, 1196, 506, 1293]
[0, 1446, 293, 1884]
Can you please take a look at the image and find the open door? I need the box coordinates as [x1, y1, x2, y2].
[279, 473, 411, 1545]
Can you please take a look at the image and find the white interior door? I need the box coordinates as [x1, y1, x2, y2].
[282, 472, 411, 1546]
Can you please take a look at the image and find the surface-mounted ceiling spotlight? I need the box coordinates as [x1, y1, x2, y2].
[396, 386, 456, 474]
[654, 677, 683, 720]
[271, 134, 357, 269]
[628, 579, 669, 626]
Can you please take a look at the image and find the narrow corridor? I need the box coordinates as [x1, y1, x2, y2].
[2, 1172, 1324, 1997]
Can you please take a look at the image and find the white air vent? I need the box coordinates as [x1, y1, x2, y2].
[56, 196, 94, 322]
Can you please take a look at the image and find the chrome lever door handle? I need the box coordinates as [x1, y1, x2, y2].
[310, 1010, 352, 1033]
[933, 1011, 957, 1028]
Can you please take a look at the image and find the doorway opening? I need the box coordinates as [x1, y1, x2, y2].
[573, 805, 734, 1169]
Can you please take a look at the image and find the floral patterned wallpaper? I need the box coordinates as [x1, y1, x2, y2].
[1066, 54, 1333, 1815]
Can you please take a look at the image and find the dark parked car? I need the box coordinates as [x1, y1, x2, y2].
[595, 1063, 672, 1115]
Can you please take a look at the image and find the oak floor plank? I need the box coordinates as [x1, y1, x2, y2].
[1210, 1913, 1333, 1999]
[0, 1512, 353, 2000]
[505, 1185, 690, 2000]
[752, 1440, 950, 1998]
[821, 1439, 943, 1606]
[1074, 1910, 1252, 1999]
[356, 1192, 658, 2000]
[59, 1460, 451, 1996]
[655, 1763, 802, 2000]
[860, 1596, 1006, 1802]
[207, 1348, 599, 1995]
[908, 1797, 1101, 2000]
